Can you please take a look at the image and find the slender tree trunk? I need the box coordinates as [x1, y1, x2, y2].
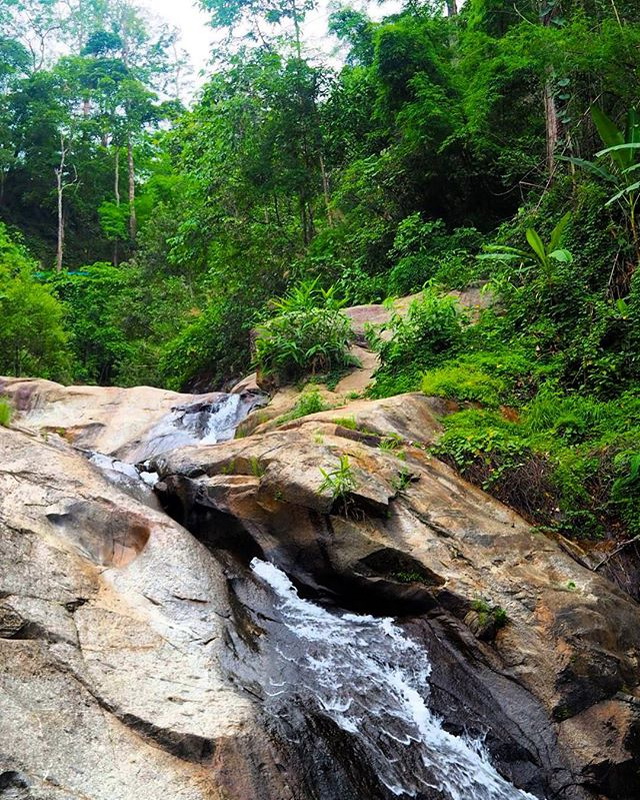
[114, 146, 120, 265]
[56, 172, 64, 273]
[542, 2, 559, 177]
[127, 136, 136, 241]
[291, 0, 302, 61]
[55, 137, 66, 273]
[544, 77, 559, 176]
[273, 193, 282, 227]
[300, 195, 309, 245]
[446, 0, 458, 15]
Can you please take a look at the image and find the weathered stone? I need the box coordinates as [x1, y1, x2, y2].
[154, 392, 640, 798]
[0, 427, 293, 800]
[2, 374, 640, 800]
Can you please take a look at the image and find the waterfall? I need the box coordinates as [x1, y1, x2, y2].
[251, 559, 541, 800]
[131, 392, 255, 461]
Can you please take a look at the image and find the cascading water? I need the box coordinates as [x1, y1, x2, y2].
[86, 390, 265, 489]
[130, 391, 262, 461]
[250, 558, 541, 800]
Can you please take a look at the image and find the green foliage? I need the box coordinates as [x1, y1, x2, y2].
[422, 364, 505, 407]
[479, 213, 573, 280]
[391, 467, 413, 493]
[159, 295, 254, 392]
[318, 454, 358, 513]
[421, 348, 544, 407]
[471, 599, 508, 629]
[371, 290, 465, 398]
[331, 415, 358, 430]
[432, 386, 640, 540]
[255, 281, 354, 383]
[278, 388, 329, 423]
[564, 106, 640, 259]
[388, 215, 483, 296]
[0, 400, 11, 427]
[48, 264, 135, 384]
[378, 433, 405, 455]
[0, 224, 70, 380]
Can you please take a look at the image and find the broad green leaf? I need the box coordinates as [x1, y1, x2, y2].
[558, 156, 616, 183]
[592, 106, 630, 171]
[595, 142, 640, 157]
[526, 228, 547, 265]
[476, 253, 530, 261]
[616, 298, 629, 316]
[626, 108, 640, 148]
[482, 244, 530, 255]
[591, 106, 624, 150]
[549, 249, 573, 263]
[605, 180, 640, 206]
[549, 212, 571, 252]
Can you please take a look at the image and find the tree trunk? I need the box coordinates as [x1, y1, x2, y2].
[127, 137, 136, 241]
[55, 138, 66, 273]
[446, 0, 458, 15]
[114, 147, 120, 266]
[544, 77, 559, 176]
[541, 2, 559, 177]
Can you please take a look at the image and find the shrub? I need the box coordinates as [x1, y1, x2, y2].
[0, 275, 70, 381]
[318, 455, 358, 515]
[278, 388, 330, 423]
[48, 264, 135, 385]
[159, 295, 253, 391]
[371, 290, 465, 398]
[0, 223, 70, 381]
[254, 280, 354, 383]
[422, 363, 506, 407]
[388, 215, 482, 295]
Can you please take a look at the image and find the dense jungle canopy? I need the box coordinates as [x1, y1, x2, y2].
[2, 0, 640, 541]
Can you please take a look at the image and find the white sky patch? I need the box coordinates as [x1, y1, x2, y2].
[137, 0, 402, 102]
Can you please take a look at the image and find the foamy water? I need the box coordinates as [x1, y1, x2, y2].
[252, 559, 541, 800]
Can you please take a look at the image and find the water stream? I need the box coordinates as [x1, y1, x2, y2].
[250, 559, 541, 800]
[128, 391, 263, 461]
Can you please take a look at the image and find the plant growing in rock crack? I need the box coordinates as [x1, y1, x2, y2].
[379, 434, 407, 459]
[391, 467, 414, 494]
[318, 455, 358, 514]
[249, 457, 266, 477]
[471, 599, 508, 629]
[331, 415, 358, 430]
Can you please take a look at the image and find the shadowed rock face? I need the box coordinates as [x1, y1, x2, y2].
[1, 382, 640, 800]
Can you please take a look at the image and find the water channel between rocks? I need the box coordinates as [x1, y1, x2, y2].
[87, 390, 543, 800]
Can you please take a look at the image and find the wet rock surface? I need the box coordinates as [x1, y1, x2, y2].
[1, 380, 639, 799]
[154, 393, 640, 800]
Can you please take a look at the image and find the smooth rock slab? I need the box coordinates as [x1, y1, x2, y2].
[0, 427, 292, 800]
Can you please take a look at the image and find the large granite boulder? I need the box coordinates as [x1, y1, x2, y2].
[153, 393, 640, 800]
[0, 426, 294, 800]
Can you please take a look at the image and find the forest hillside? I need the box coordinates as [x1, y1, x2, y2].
[2, 0, 640, 547]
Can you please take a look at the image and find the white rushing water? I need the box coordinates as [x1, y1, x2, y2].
[251, 559, 541, 800]
[135, 393, 250, 460]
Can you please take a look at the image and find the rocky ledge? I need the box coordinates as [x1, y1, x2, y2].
[1, 378, 639, 800]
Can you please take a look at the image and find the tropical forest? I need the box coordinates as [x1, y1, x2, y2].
[2, 0, 640, 798]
